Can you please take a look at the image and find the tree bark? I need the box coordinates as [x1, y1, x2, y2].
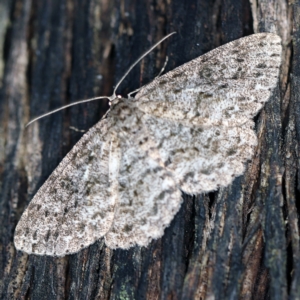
[0, 0, 294, 299]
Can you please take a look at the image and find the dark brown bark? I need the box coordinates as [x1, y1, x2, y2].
[0, 0, 295, 299]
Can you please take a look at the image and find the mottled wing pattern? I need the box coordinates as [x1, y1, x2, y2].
[143, 115, 257, 194]
[104, 142, 182, 249]
[14, 119, 118, 256]
[14, 33, 282, 254]
[134, 33, 281, 127]
[104, 101, 182, 249]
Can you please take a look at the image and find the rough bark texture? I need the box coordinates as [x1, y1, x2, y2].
[0, 0, 295, 299]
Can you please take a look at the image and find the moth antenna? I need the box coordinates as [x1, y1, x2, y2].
[127, 56, 169, 98]
[112, 32, 176, 98]
[26, 32, 176, 127]
[26, 96, 110, 127]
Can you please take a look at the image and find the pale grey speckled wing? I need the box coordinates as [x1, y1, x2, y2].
[104, 100, 182, 249]
[102, 33, 282, 246]
[142, 115, 257, 194]
[14, 119, 119, 256]
[134, 33, 282, 128]
[104, 142, 182, 249]
[14, 33, 282, 255]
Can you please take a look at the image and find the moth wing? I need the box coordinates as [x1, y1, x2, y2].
[134, 33, 281, 125]
[104, 138, 182, 249]
[14, 119, 119, 256]
[142, 115, 257, 194]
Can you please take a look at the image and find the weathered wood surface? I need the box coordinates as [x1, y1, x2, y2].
[0, 0, 295, 299]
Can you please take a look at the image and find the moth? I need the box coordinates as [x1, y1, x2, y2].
[14, 33, 282, 256]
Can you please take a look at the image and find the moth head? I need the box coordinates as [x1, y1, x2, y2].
[109, 95, 123, 108]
